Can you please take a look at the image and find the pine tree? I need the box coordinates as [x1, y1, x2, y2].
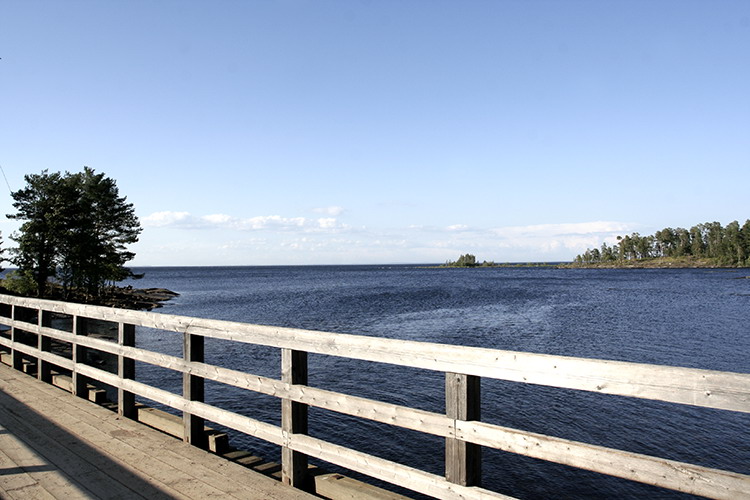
[0, 231, 5, 273]
[7, 168, 141, 298]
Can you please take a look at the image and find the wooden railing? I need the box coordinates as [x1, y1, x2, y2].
[0, 293, 748, 499]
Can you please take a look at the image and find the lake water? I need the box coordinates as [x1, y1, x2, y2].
[125, 265, 750, 499]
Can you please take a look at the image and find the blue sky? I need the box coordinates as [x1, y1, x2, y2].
[2, 1, 749, 266]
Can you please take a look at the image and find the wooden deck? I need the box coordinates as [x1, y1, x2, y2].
[0, 363, 316, 500]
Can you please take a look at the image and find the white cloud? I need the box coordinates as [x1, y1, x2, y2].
[136, 212, 639, 265]
[142, 211, 197, 228]
[313, 206, 345, 216]
[203, 214, 233, 225]
[490, 221, 633, 238]
[317, 218, 338, 229]
[234, 215, 306, 230]
[142, 210, 349, 233]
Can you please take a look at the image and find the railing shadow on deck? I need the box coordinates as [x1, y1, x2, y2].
[0, 293, 748, 500]
[0, 385, 179, 499]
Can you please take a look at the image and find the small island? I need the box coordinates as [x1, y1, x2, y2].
[441, 254, 496, 267]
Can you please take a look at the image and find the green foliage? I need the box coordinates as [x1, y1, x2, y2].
[444, 254, 496, 267]
[574, 219, 750, 267]
[456, 254, 477, 267]
[0, 231, 5, 273]
[2, 270, 38, 296]
[444, 254, 477, 267]
[7, 168, 142, 298]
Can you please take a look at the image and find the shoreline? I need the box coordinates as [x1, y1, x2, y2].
[560, 256, 750, 269]
[0, 285, 179, 311]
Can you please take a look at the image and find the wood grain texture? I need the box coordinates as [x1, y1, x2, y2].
[0, 363, 316, 500]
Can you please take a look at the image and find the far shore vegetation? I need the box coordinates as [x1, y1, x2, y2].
[442, 254, 495, 267]
[566, 220, 750, 268]
[439, 254, 555, 268]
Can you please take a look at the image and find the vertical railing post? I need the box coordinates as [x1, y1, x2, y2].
[118, 323, 136, 418]
[445, 372, 482, 487]
[281, 349, 308, 488]
[37, 308, 52, 382]
[72, 316, 89, 398]
[183, 332, 205, 447]
[11, 305, 23, 371]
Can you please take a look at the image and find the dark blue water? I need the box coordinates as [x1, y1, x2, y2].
[125, 266, 750, 499]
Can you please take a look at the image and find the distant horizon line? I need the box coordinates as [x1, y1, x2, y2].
[127, 261, 570, 268]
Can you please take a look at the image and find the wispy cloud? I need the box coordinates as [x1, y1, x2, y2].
[398, 220, 639, 262]
[142, 211, 350, 233]
[489, 221, 634, 238]
[312, 206, 345, 216]
[137, 212, 639, 265]
[141, 211, 196, 228]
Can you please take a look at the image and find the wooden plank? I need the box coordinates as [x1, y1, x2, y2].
[71, 316, 88, 399]
[0, 363, 317, 500]
[11, 305, 24, 371]
[0, 339, 74, 372]
[288, 433, 512, 500]
[445, 373, 481, 487]
[56, 417, 230, 500]
[4, 295, 748, 413]
[23, 311, 750, 417]
[37, 309, 52, 383]
[281, 349, 309, 488]
[118, 322, 136, 418]
[20, 329, 458, 441]
[74, 363, 285, 447]
[0, 447, 41, 495]
[454, 419, 750, 500]
[0, 388, 163, 499]
[182, 332, 205, 447]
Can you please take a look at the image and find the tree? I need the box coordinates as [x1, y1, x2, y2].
[445, 254, 481, 267]
[7, 171, 65, 296]
[690, 225, 705, 257]
[742, 220, 750, 266]
[654, 228, 676, 257]
[573, 219, 750, 267]
[0, 231, 5, 273]
[675, 228, 691, 257]
[704, 222, 724, 259]
[723, 221, 744, 266]
[57, 168, 142, 296]
[454, 254, 477, 267]
[600, 242, 616, 262]
[7, 168, 141, 298]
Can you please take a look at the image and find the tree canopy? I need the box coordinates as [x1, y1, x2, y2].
[0, 231, 5, 273]
[6, 168, 142, 298]
[573, 220, 750, 267]
[443, 254, 496, 267]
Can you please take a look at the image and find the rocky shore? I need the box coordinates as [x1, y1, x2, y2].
[97, 287, 180, 310]
[560, 256, 750, 269]
[0, 285, 179, 311]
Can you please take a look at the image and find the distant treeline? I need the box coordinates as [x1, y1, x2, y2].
[574, 220, 750, 267]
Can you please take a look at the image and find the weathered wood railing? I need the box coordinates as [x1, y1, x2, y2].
[0, 293, 748, 499]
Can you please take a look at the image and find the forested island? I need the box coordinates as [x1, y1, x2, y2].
[568, 220, 750, 268]
[439, 255, 555, 268]
[441, 254, 497, 267]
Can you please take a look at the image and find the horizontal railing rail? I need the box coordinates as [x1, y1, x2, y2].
[0, 294, 748, 499]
